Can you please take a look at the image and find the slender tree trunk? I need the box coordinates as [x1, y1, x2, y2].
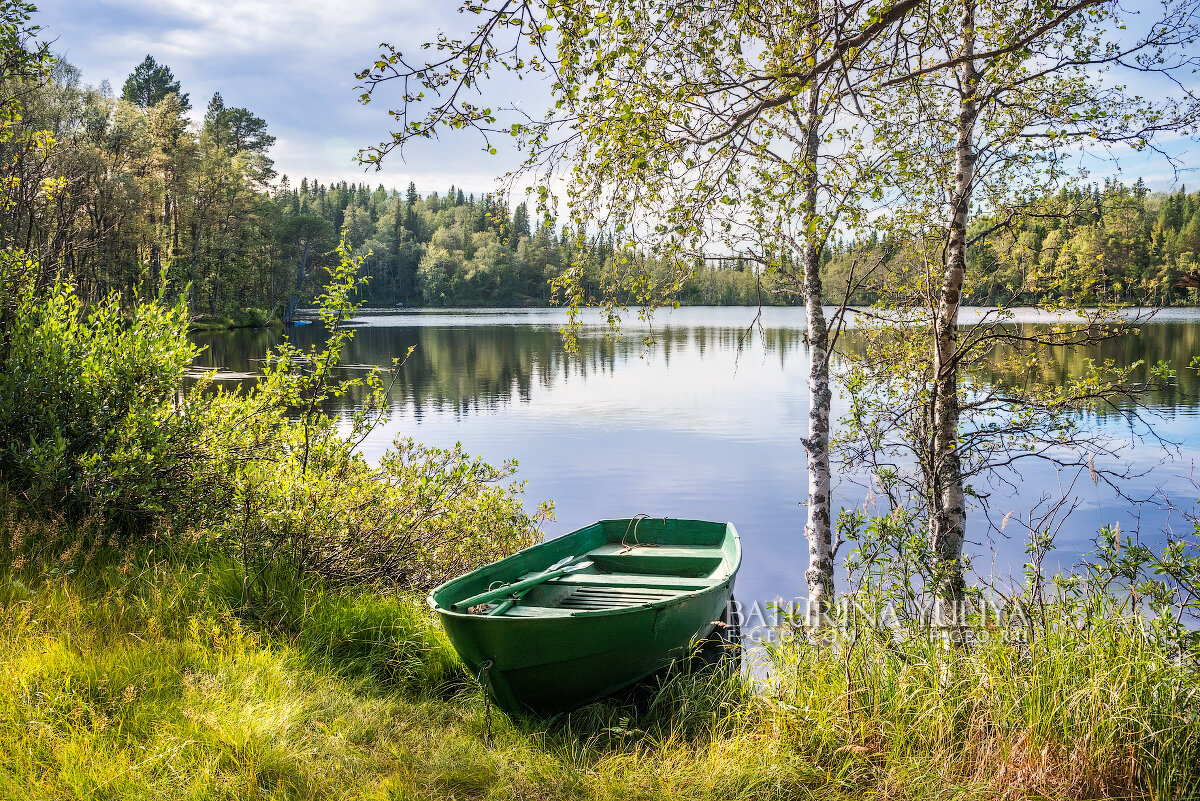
[799, 81, 835, 624]
[287, 238, 312, 323]
[930, 0, 977, 625]
[150, 242, 161, 286]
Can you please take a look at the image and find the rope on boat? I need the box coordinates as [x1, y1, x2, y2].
[620, 514, 665, 553]
[477, 660, 494, 745]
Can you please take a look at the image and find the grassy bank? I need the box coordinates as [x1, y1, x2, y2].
[2, 515, 1196, 800]
[0, 525, 761, 801]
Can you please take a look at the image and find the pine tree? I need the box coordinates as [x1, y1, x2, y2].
[121, 55, 190, 110]
[512, 202, 530, 239]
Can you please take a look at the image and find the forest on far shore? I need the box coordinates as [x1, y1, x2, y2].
[4, 55, 1200, 322]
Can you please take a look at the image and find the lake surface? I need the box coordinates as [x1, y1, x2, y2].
[192, 306, 1200, 616]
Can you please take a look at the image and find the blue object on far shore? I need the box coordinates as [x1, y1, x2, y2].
[290, 320, 312, 326]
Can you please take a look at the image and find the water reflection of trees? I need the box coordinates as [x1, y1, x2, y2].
[190, 318, 1197, 417]
[1028, 322, 1199, 413]
[338, 324, 807, 417]
[192, 328, 284, 375]
[834, 322, 1198, 415]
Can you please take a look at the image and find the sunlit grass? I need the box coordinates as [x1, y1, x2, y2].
[0, 512, 1195, 800]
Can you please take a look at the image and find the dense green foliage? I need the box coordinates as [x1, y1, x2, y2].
[6, 43, 1196, 316]
[0, 240, 549, 595]
[825, 180, 1200, 306]
[0, 236, 221, 535]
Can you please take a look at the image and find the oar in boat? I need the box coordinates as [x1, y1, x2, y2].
[484, 557, 595, 616]
[487, 588, 530, 617]
[450, 556, 594, 612]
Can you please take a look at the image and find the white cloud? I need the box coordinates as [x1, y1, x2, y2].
[38, 0, 1195, 194]
[40, 0, 539, 191]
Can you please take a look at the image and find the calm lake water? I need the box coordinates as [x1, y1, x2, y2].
[192, 306, 1200, 613]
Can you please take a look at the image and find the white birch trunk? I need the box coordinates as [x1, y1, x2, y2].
[798, 82, 835, 625]
[930, 0, 977, 626]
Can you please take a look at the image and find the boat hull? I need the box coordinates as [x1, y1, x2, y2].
[442, 576, 733, 716]
[430, 518, 740, 717]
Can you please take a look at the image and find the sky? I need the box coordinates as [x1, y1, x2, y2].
[37, 0, 543, 195]
[35, 0, 1198, 196]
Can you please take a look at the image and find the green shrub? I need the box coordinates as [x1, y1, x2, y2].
[220, 414, 549, 596]
[212, 237, 551, 605]
[233, 307, 272, 328]
[0, 251, 226, 533]
[0, 242, 548, 596]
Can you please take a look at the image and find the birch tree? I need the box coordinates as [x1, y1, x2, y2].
[844, 0, 1200, 622]
[354, 0, 1199, 622]
[355, 0, 919, 617]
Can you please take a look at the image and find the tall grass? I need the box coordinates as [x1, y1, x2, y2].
[760, 617, 1198, 798]
[1, 509, 1196, 799]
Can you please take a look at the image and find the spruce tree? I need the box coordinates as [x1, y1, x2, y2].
[121, 55, 190, 110]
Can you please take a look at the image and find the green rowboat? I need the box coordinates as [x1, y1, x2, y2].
[429, 517, 741, 717]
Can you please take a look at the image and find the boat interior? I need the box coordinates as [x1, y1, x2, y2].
[482, 518, 737, 617]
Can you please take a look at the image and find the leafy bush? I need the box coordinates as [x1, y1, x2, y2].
[220, 401, 549, 598]
[233, 306, 272, 328]
[204, 238, 551, 606]
[0, 251, 226, 532]
[0, 242, 550, 598]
